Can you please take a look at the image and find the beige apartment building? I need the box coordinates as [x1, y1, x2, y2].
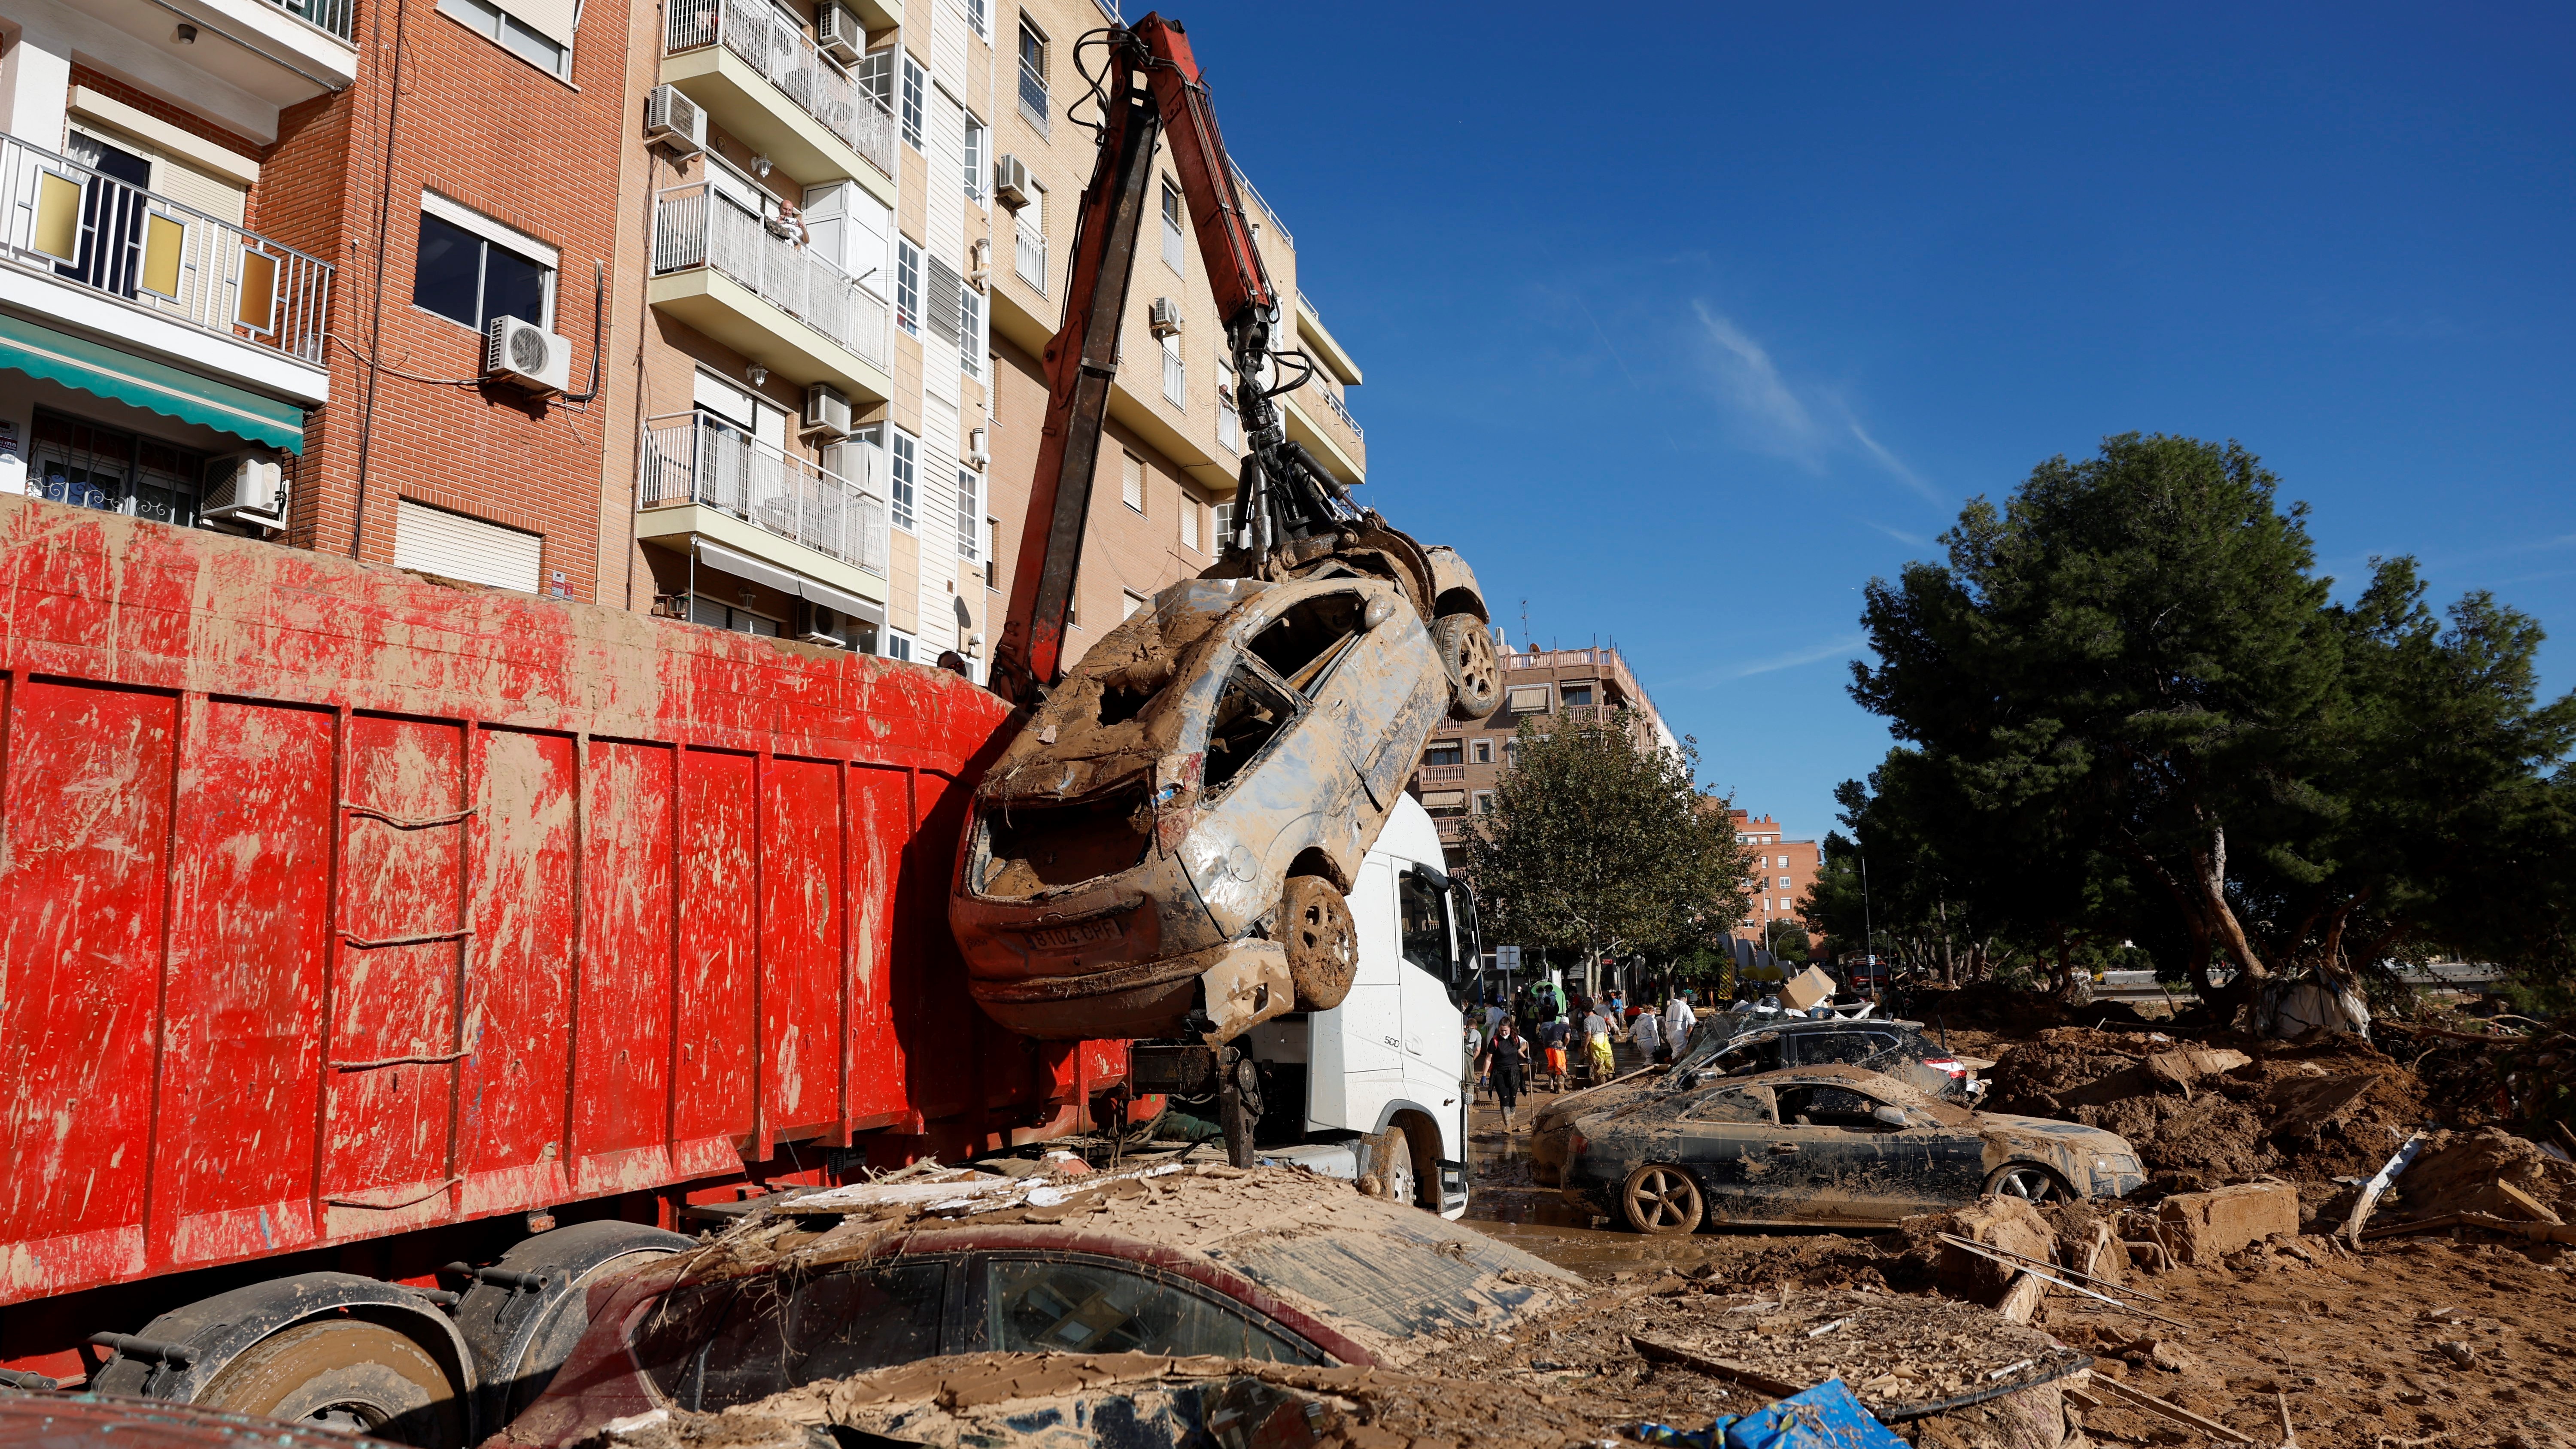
[1730, 810, 1819, 950]
[596, 0, 1364, 671]
[1410, 643, 1681, 852]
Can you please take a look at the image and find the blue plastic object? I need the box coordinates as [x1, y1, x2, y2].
[1626, 1378, 1911, 1449]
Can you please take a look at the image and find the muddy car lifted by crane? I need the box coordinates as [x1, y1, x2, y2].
[952, 14, 1494, 1169]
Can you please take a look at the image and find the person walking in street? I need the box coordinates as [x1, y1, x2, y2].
[1630, 1001, 1664, 1063]
[1581, 1004, 1616, 1083]
[1536, 1015, 1571, 1092]
[1666, 988, 1698, 1054]
[1479, 1020, 1528, 1130]
[1464, 1018, 1485, 1103]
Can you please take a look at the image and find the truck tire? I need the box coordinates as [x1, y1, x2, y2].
[1368, 1124, 1420, 1209]
[197, 1319, 465, 1446]
[1434, 614, 1500, 721]
[1282, 875, 1358, 1011]
[454, 1220, 693, 1429]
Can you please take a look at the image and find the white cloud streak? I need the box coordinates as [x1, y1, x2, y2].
[1731, 633, 1868, 678]
[1691, 302, 1943, 504]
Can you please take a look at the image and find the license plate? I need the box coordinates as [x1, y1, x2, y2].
[1027, 918, 1121, 951]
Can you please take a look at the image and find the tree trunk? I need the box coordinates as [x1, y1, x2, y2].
[2191, 823, 2269, 984]
[2049, 923, 2078, 1000]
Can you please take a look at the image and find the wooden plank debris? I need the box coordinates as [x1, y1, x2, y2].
[2088, 1373, 2257, 1445]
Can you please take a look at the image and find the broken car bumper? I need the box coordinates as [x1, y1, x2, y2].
[967, 937, 1294, 1044]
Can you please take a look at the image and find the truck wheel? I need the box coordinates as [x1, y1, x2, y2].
[1370, 1124, 1422, 1209]
[1620, 1163, 1704, 1235]
[1282, 875, 1357, 1011]
[455, 1220, 693, 1428]
[1434, 614, 1500, 720]
[197, 1320, 465, 1446]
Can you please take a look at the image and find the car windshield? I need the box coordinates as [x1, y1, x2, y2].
[630, 1258, 948, 1412]
[979, 1255, 1315, 1363]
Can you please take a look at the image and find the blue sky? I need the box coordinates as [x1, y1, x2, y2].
[1181, 3, 2576, 841]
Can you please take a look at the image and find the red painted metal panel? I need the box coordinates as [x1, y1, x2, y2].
[672, 750, 756, 1145]
[0, 682, 175, 1290]
[0, 499, 1142, 1312]
[458, 729, 576, 1209]
[322, 716, 466, 1221]
[156, 698, 334, 1267]
[573, 741, 674, 1167]
[759, 756, 841, 1138]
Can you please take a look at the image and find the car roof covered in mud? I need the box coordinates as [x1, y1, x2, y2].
[978, 576, 1409, 808]
[635, 1162, 1583, 1369]
[1601, 1063, 1976, 1128]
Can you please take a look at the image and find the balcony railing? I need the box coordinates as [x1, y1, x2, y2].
[1417, 764, 1467, 784]
[641, 413, 887, 577]
[0, 132, 330, 367]
[1017, 62, 1049, 137]
[666, 0, 896, 179]
[652, 180, 892, 376]
[1012, 224, 1045, 294]
[270, 0, 354, 39]
[1313, 380, 1363, 441]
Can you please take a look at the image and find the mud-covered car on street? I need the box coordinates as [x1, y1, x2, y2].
[1561, 1064, 2145, 1234]
[952, 549, 1492, 1045]
[1528, 1014, 1980, 1186]
[489, 1164, 1578, 1446]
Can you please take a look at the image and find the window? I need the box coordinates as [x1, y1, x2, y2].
[895, 238, 921, 334]
[884, 631, 914, 661]
[1016, 20, 1048, 134]
[435, 0, 574, 79]
[1423, 741, 1462, 767]
[1212, 499, 1234, 553]
[1246, 592, 1367, 693]
[1160, 178, 1184, 274]
[1215, 358, 1239, 450]
[857, 47, 894, 109]
[1679, 1088, 1773, 1124]
[412, 207, 551, 331]
[1471, 739, 1492, 764]
[1399, 867, 1451, 976]
[956, 467, 981, 561]
[965, 0, 986, 38]
[1561, 683, 1595, 709]
[959, 288, 984, 377]
[900, 56, 926, 151]
[1505, 684, 1550, 714]
[1797, 1032, 1900, 1069]
[1179, 494, 1199, 552]
[687, 595, 781, 637]
[1122, 589, 1147, 620]
[962, 111, 987, 200]
[980, 1257, 1312, 1363]
[1471, 790, 1493, 815]
[1418, 790, 1466, 817]
[633, 1260, 950, 1412]
[28, 409, 207, 526]
[888, 427, 917, 531]
[1120, 451, 1144, 513]
[1202, 666, 1295, 796]
[395, 499, 543, 591]
[1160, 331, 1184, 408]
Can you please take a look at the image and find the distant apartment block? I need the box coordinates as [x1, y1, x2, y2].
[1731, 810, 1819, 948]
[1406, 642, 1680, 851]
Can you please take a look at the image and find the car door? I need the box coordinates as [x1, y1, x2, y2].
[1760, 1082, 1911, 1225]
[1773, 1083, 1985, 1222]
[1671, 1084, 1777, 1223]
[964, 1252, 1325, 1364]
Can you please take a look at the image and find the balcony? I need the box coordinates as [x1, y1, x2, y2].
[0, 131, 329, 412]
[1416, 764, 1467, 785]
[1012, 225, 1045, 294]
[1314, 380, 1363, 441]
[640, 413, 887, 580]
[664, 0, 896, 199]
[650, 179, 892, 402]
[1017, 62, 1049, 137]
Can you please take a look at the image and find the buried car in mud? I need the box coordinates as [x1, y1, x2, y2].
[1527, 1014, 1981, 1187]
[952, 557, 1492, 1044]
[1561, 1064, 2145, 1234]
[488, 1164, 1579, 1446]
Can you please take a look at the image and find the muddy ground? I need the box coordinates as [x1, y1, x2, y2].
[1456, 1004, 2576, 1449]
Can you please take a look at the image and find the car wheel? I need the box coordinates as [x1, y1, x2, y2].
[197, 1320, 466, 1446]
[1985, 1163, 2071, 1204]
[1433, 614, 1501, 720]
[1620, 1163, 1704, 1235]
[1282, 875, 1358, 1011]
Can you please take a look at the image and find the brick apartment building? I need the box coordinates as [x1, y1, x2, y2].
[0, 0, 627, 592]
[1732, 810, 1820, 951]
[1408, 642, 1681, 853]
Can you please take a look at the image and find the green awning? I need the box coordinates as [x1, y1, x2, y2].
[0, 314, 307, 453]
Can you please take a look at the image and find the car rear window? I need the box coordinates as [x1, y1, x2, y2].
[1796, 1031, 1901, 1067]
[1223, 1220, 1555, 1340]
[980, 1256, 1315, 1364]
[631, 1259, 947, 1411]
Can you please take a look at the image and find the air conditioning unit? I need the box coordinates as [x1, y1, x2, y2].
[1148, 297, 1181, 337]
[486, 316, 571, 393]
[797, 600, 847, 646]
[201, 452, 285, 526]
[804, 383, 853, 438]
[993, 154, 1033, 210]
[815, 3, 863, 62]
[644, 84, 705, 155]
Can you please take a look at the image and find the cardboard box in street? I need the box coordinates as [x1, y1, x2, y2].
[1781, 966, 1838, 1011]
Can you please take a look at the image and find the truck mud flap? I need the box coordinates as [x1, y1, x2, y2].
[1439, 1158, 1470, 1216]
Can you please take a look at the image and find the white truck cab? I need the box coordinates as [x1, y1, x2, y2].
[1239, 796, 1482, 1218]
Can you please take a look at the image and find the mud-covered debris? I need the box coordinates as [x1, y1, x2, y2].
[2377, 1125, 2576, 1225]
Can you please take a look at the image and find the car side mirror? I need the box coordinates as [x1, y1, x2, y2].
[1871, 1105, 1909, 1127]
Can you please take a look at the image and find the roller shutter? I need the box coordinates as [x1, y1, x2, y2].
[393, 499, 541, 592]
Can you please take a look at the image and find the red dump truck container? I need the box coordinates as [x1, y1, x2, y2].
[0, 498, 1123, 1422]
